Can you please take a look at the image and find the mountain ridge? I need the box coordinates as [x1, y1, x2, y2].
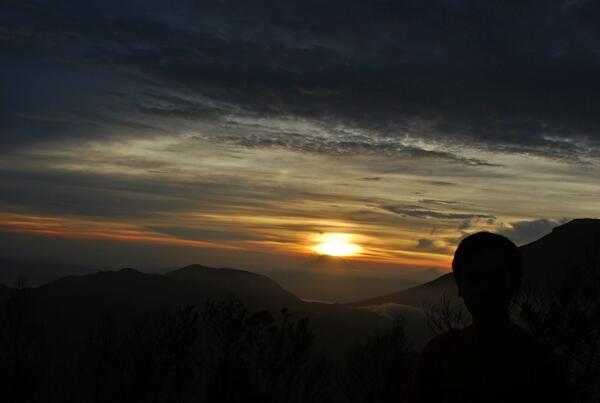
[2, 262, 384, 355]
[348, 218, 600, 308]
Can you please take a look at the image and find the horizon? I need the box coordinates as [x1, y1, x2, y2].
[1, 217, 594, 302]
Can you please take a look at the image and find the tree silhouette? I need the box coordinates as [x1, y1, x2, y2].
[339, 318, 415, 403]
[202, 298, 330, 403]
[0, 276, 48, 403]
[202, 297, 250, 402]
[0, 291, 421, 403]
[156, 305, 200, 403]
[118, 315, 163, 403]
[249, 308, 330, 403]
[516, 239, 600, 402]
[421, 293, 471, 335]
[83, 310, 119, 403]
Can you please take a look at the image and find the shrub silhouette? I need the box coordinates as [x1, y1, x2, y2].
[82, 310, 119, 403]
[156, 305, 200, 403]
[421, 294, 471, 335]
[118, 315, 163, 403]
[0, 292, 420, 403]
[202, 297, 330, 403]
[0, 276, 48, 403]
[515, 240, 600, 402]
[339, 318, 415, 403]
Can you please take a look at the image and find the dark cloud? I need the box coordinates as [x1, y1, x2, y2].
[2, 0, 600, 161]
[417, 239, 434, 249]
[497, 218, 570, 245]
[422, 181, 457, 187]
[414, 238, 453, 254]
[147, 227, 287, 243]
[0, 163, 388, 226]
[419, 199, 464, 207]
[0, 166, 230, 218]
[381, 204, 496, 221]
[188, 128, 502, 164]
[458, 221, 472, 231]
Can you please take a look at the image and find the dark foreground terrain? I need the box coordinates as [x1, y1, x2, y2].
[1, 219, 599, 402]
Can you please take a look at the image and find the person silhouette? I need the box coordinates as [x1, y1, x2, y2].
[408, 232, 571, 403]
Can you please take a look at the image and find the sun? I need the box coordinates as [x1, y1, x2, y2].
[312, 233, 362, 257]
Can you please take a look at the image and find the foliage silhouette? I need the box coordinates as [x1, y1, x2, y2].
[0, 276, 48, 403]
[156, 305, 200, 403]
[515, 237, 600, 402]
[83, 310, 119, 403]
[0, 295, 337, 403]
[339, 317, 415, 403]
[202, 297, 330, 403]
[421, 294, 471, 335]
[118, 315, 163, 403]
[6, 272, 591, 403]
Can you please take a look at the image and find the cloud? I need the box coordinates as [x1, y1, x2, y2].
[417, 239, 434, 249]
[419, 199, 464, 207]
[381, 204, 496, 221]
[422, 181, 457, 187]
[2, 0, 600, 162]
[414, 238, 453, 255]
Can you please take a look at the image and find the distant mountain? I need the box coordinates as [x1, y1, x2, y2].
[263, 254, 434, 303]
[301, 254, 357, 272]
[520, 218, 600, 287]
[165, 264, 303, 310]
[348, 218, 600, 308]
[347, 273, 457, 308]
[0, 258, 94, 287]
[5, 264, 383, 355]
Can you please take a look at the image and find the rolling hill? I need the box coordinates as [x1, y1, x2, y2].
[0, 258, 93, 287]
[5, 264, 384, 356]
[348, 218, 600, 309]
[347, 272, 457, 308]
[264, 254, 432, 303]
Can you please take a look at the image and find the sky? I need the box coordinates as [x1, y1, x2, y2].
[1, 0, 600, 299]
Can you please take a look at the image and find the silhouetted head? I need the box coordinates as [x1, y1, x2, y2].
[452, 232, 522, 323]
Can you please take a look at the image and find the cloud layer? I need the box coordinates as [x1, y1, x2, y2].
[2, 0, 600, 162]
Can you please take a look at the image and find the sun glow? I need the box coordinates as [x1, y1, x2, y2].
[313, 233, 362, 257]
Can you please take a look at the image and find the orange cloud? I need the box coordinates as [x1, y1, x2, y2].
[0, 212, 243, 251]
[0, 211, 453, 270]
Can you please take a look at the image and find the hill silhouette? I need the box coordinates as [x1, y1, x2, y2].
[520, 218, 600, 287]
[264, 254, 434, 302]
[301, 254, 356, 272]
[347, 273, 457, 308]
[348, 218, 600, 308]
[165, 264, 303, 310]
[6, 264, 383, 356]
[0, 258, 93, 287]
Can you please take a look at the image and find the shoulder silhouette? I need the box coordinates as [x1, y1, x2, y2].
[409, 232, 571, 403]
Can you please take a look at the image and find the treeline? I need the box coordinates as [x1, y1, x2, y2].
[2, 241, 600, 403]
[0, 288, 415, 403]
